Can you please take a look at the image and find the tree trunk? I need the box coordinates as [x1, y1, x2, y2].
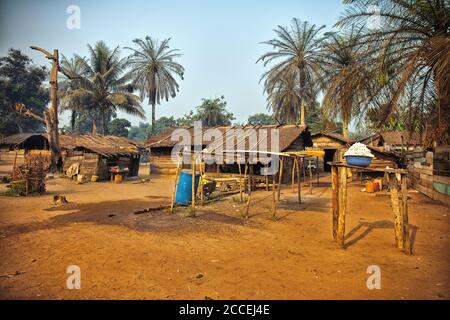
[343, 118, 349, 139]
[300, 99, 305, 126]
[71, 110, 76, 132]
[92, 112, 97, 134]
[101, 111, 106, 135]
[151, 103, 156, 132]
[48, 49, 61, 173]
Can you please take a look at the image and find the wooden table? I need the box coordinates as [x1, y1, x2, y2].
[329, 162, 411, 255]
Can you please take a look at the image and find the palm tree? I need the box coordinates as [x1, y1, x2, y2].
[320, 26, 375, 138]
[59, 54, 86, 132]
[265, 65, 318, 124]
[126, 36, 184, 132]
[60, 41, 145, 134]
[258, 18, 327, 125]
[338, 0, 450, 143]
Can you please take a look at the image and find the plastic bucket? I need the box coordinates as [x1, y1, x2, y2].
[114, 174, 123, 184]
[345, 155, 372, 168]
[175, 170, 200, 205]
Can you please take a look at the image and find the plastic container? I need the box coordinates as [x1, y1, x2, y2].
[91, 175, 99, 182]
[114, 174, 123, 184]
[175, 170, 200, 205]
[345, 155, 372, 168]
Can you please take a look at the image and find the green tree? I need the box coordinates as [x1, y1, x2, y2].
[0, 49, 49, 136]
[108, 118, 131, 137]
[128, 122, 151, 141]
[320, 26, 373, 138]
[149, 116, 178, 136]
[338, 0, 450, 144]
[60, 41, 145, 135]
[258, 19, 327, 125]
[247, 113, 276, 125]
[126, 36, 184, 132]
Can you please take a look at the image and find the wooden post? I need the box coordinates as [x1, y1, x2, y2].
[316, 156, 319, 187]
[401, 175, 411, 254]
[291, 158, 296, 193]
[277, 157, 284, 201]
[296, 158, 301, 204]
[265, 165, 269, 191]
[191, 152, 196, 217]
[244, 164, 253, 219]
[271, 172, 277, 219]
[170, 156, 182, 214]
[243, 160, 248, 194]
[199, 156, 204, 207]
[336, 166, 347, 248]
[238, 162, 243, 202]
[389, 173, 403, 250]
[331, 166, 339, 240]
[309, 160, 313, 195]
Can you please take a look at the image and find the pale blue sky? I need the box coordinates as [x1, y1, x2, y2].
[0, 0, 346, 127]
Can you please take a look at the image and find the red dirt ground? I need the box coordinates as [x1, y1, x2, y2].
[0, 174, 449, 300]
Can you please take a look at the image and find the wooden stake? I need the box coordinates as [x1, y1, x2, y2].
[271, 172, 277, 219]
[296, 158, 301, 204]
[244, 164, 253, 219]
[389, 173, 403, 250]
[265, 165, 269, 191]
[336, 166, 347, 248]
[291, 158, 296, 193]
[277, 157, 284, 201]
[199, 157, 204, 207]
[309, 160, 313, 195]
[170, 156, 182, 214]
[238, 162, 243, 202]
[243, 160, 248, 194]
[191, 152, 196, 217]
[401, 175, 411, 254]
[331, 166, 339, 240]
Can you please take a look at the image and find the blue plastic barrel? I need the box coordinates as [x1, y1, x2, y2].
[175, 170, 200, 205]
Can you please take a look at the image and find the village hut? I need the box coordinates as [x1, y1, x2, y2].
[360, 131, 424, 152]
[59, 134, 141, 181]
[312, 132, 401, 171]
[0, 133, 50, 169]
[148, 125, 312, 182]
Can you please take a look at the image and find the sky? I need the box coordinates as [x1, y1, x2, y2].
[0, 0, 347, 127]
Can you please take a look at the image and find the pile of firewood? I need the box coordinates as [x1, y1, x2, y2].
[11, 154, 49, 195]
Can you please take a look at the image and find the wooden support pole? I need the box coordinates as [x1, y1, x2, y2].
[277, 157, 284, 201]
[336, 166, 347, 248]
[316, 156, 319, 187]
[296, 158, 301, 204]
[244, 164, 253, 219]
[331, 166, 339, 240]
[238, 162, 243, 202]
[309, 160, 313, 195]
[243, 161, 248, 194]
[389, 173, 403, 250]
[265, 165, 269, 191]
[170, 156, 182, 214]
[291, 158, 296, 193]
[401, 175, 411, 254]
[271, 172, 277, 219]
[199, 157, 204, 207]
[191, 152, 196, 217]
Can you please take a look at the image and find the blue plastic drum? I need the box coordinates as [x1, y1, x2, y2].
[175, 170, 200, 205]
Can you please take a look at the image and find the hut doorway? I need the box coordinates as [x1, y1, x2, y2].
[324, 149, 337, 172]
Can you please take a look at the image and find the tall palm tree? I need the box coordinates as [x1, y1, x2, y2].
[258, 18, 327, 125]
[265, 66, 318, 124]
[320, 26, 375, 138]
[60, 41, 145, 134]
[126, 36, 184, 132]
[59, 54, 86, 132]
[338, 0, 450, 143]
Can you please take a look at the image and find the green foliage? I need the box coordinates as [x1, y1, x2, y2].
[179, 96, 235, 127]
[126, 36, 184, 130]
[0, 49, 49, 136]
[128, 122, 151, 141]
[247, 113, 276, 125]
[108, 118, 132, 137]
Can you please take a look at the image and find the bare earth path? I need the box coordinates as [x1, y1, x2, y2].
[0, 175, 449, 299]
